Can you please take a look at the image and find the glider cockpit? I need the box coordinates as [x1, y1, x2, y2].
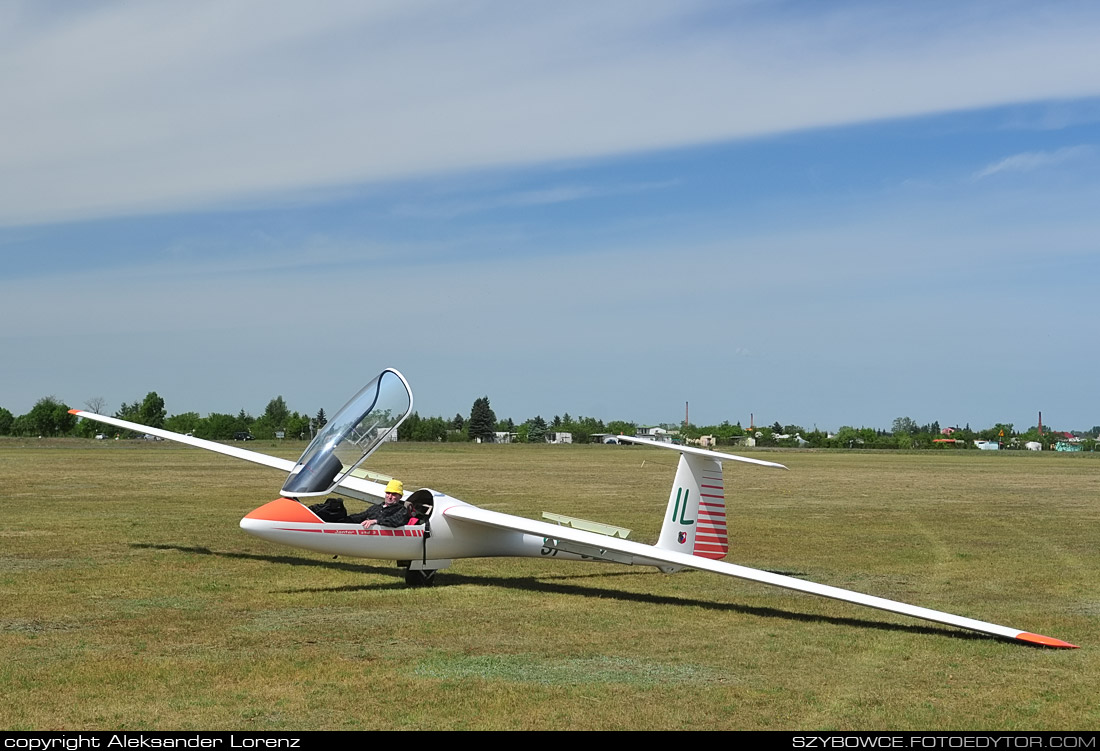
[280, 368, 413, 499]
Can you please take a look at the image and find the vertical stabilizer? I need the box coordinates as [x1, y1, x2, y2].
[656, 453, 728, 560]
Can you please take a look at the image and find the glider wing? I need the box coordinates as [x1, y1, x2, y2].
[68, 410, 388, 500]
[442, 503, 1076, 648]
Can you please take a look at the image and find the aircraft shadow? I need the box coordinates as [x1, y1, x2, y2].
[131, 543, 402, 579]
[131, 543, 991, 645]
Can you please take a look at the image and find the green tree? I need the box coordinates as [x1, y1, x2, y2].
[525, 415, 548, 443]
[891, 417, 917, 436]
[467, 397, 497, 443]
[399, 412, 421, 441]
[197, 413, 238, 440]
[10, 414, 32, 436]
[252, 397, 290, 439]
[165, 412, 201, 435]
[264, 396, 290, 425]
[115, 401, 141, 423]
[979, 423, 1014, 442]
[286, 412, 312, 440]
[0, 407, 13, 435]
[606, 420, 636, 438]
[398, 412, 450, 442]
[26, 396, 76, 436]
[565, 415, 603, 444]
[139, 392, 166, 429]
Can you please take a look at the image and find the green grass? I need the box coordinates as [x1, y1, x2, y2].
[1, 438, 1097, 730]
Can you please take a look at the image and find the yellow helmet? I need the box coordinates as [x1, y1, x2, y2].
[385, 479, 404, 495]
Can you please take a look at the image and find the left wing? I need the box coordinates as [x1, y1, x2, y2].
[443, 503, 1076, 648]
[70, 410, 295, 471]
[68, 410, 387, 501]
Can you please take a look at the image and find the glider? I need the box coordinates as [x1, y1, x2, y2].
[70, 368, 1076, 648]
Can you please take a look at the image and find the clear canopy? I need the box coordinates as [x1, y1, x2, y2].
[280, 369, 413, 497]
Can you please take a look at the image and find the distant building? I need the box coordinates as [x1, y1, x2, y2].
[547, 432, 572, 444]
[636, 426, 673, 443]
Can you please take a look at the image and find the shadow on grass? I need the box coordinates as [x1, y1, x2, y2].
[131, 543, 402, 578]
[132, 543, 995, 645]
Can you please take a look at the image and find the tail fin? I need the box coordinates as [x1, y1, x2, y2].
[656, 453, 728, 560]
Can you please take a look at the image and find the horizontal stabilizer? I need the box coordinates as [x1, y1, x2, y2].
[616, 435, 788, 470]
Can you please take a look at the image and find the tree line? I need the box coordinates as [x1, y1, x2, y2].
[1, 393, 1095, 452]
[0, 394, 329, 441]
[399, 396, 637, 444]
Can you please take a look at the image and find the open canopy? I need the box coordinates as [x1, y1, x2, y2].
[280, 368, 413, 497]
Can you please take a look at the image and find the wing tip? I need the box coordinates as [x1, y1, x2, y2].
[68, 409, 81, 415]
[1015, 632, 1078, 649]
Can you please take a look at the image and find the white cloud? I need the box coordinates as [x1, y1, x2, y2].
[390, 179, 680, 219]
[972, 145, 1094, 179]
[3, 1, 1100, 227]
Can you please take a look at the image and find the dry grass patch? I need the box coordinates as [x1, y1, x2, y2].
[1, 439, 1096, 730]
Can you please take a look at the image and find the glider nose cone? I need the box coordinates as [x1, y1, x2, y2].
[240, 498, 323, 529]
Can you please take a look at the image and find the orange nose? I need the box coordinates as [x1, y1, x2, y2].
[243, 498, 324, 523]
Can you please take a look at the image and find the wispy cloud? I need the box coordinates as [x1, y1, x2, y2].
[3, 1, 1100, 227]
[972, 145, 1094, 179]
[390, 179, 680, 219]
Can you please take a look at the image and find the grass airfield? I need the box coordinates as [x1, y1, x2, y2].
[1, 439, 1096, 731]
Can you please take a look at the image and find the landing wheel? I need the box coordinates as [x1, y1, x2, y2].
[404, 568, 436, 587]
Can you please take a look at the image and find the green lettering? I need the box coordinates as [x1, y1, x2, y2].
[678, 488, 695, 525]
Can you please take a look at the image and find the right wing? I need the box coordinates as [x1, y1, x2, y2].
[443, 503, 1077, 648]
[68, 410, 387, 501]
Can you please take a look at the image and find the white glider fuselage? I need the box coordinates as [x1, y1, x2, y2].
[239, 494, 669, 567]
[238, 494, 529, 561]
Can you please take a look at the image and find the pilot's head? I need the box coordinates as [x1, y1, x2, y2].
[384, 479, 403, 504]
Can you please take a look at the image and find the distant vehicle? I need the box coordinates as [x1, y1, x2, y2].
[95, 433, 107, 440]
[140, 434, 162, 441]
[233, 432, 254, 441]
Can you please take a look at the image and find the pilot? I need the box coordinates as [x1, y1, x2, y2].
[352, 479, 412, 529]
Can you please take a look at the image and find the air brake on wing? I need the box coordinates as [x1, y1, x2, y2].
[541, 512, 631, 539]
[540, 512, 634, 564]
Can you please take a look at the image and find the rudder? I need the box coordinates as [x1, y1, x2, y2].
[656, 453, 728, 560]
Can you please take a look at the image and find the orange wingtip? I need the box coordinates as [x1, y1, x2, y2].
[244, 498, 323, 523]
[68, 409, 80, 415]
[1016, 632, 1078, 649]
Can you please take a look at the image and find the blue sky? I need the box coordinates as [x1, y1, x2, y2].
[2, 1, 1099, 432]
